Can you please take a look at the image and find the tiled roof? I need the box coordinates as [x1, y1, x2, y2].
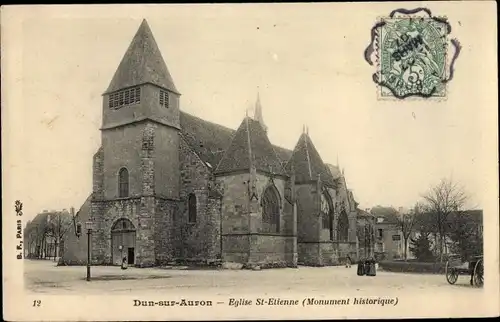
[180, 112, 292, 171]
[215, 117, 287, 176]
[285, 133, 336, 187]
[75, 194, 92, 221]
[179, 112, 234, 168]
[105, 19, 179, 94]
[273, 145, 293, 168]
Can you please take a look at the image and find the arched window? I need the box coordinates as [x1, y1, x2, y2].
[188, 193, 197, 223]
[262, 186, 280, 233]
[338, 209, 349, 242]
[321, 192, 334, 240]
[111, 218, 136, 232]
[118, 168, 129, 198]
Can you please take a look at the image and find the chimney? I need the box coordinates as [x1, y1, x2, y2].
[70, 207, 75, 215]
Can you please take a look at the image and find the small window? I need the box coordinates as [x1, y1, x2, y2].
[118, 168, 129, 198]
[188, 193, 197, 223]
[75, 222, 82, 237]
[159, 90, 169, 108]
[377, 229, 383, 239]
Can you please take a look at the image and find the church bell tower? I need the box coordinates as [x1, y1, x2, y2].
[92, 19, 181, 266]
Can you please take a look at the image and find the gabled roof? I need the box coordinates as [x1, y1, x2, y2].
[215, 117, 287, 176]
[75, 194, 92, 221]
[286, 133, 336, 187]
[179, 112, 235, 168]
[180, 111, 292, 171]
[105, 19, 179, 94]
[274, 146, 293, 168]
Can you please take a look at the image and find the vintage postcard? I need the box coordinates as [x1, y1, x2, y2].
[2, 2, 499, 321]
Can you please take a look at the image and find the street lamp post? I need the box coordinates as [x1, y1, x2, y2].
[85, 221, 93, 282]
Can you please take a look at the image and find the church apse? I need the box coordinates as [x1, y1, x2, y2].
[217, 171, 296, 268]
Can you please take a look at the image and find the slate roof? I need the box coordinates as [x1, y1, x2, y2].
[105, 19, 179, 94]
[274, 146, 293, 168]
[215, 117, 287, 176]
[75, 194, 92, 221]
[179, 112, 235, 168]
[180, 112, 292, 171]
[285, 133, 336, 187]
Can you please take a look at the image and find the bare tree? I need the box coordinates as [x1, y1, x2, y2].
[49, 211, 73, 261]
[421, 178, 468, 262]
[397, 204, 421, 261]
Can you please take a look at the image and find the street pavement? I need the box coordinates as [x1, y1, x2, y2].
[24, 259, 482, 296]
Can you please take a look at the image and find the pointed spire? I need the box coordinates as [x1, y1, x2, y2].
[286, 131, 336, 187]
[105, 19, 179, 94]
[215, 117, 286, 176]
[253, 91, 267, 132]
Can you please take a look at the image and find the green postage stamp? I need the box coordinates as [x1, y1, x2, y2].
[364, 8, 461, 99]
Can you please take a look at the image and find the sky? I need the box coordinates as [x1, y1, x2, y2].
[2, 3, 497, 222]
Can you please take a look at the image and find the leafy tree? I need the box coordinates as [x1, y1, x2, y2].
[409, 233, 434, 262]
[446, 210, 483, 261]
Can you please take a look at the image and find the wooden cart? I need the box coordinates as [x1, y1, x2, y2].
[445, 255, 483, 287]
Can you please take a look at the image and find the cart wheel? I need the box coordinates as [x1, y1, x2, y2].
[445, 262, 458, 285]
[473, 259, 484, 287]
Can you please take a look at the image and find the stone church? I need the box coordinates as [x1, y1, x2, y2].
[62, 19, 362, 268]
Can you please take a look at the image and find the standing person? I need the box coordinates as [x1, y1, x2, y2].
[469, 257, 477, 286]
[121, 256, 128, 270]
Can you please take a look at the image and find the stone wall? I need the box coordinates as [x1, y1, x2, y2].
[217, 172, 296, 266]
[60, 197, 92, 266]
[91, 198, 140, 265]
[154, 199, 177, 265]
[222, 234, 249, 263]
[296, 184, 319, 242]
[248, 235, 294, 266]
[154, 123, 180, 199]
[319, 242, 339, 266]
[101, 123, 145, 199]
[297, 243, 320, 266]
[102, 84, 180, 130]
[177, 138, 221, 263]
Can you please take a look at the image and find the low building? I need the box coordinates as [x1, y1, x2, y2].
[371, 206, 413, 261]
[24, 208, 74, 259]
[59, 195, 92, 265]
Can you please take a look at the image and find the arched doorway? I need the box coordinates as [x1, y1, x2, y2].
[111, 218, 136, 265]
